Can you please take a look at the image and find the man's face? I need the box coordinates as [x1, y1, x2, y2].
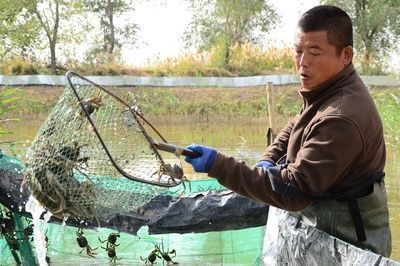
[294, 29, 351, 90]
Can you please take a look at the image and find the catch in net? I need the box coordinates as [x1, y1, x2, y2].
[22, 71, 195, 223]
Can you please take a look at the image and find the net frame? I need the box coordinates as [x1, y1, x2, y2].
[66, 71, 196, 187]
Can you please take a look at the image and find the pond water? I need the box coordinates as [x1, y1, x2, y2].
[1, 119, 399, 261]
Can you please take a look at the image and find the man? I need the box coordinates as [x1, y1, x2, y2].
[184, 5, 391, 259]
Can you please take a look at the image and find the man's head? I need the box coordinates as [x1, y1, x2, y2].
[294, 5, 353, 90]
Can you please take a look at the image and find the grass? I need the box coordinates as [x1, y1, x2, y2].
[2, 84, 399, 145]
[2, 85, 399, 125]
[0, 87, 23, 140]
[0, 44, 296, 77]
[370, 87, 400, 147]
[1, 42, 394, 77]
[1, 85, 300, 128]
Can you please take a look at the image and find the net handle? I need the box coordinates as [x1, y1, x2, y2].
[149, 138, 200, 158]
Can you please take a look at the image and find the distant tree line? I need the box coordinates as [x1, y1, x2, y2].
[321, 0, 400, 74]
[0, 0, 398, 75]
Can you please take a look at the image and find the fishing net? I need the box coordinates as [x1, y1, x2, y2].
[22, 72, 191, 223]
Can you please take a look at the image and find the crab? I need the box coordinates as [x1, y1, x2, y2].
[24, 139, 98, 221]
[154, 163, 191, 195]
[102, 242, 121, 264]
[98, 232, 120, 247]
[140, 245, 161, 265]
[76, 91, 103, 118]
[154, 241, 178, 265]
[76, 227, 97, 258]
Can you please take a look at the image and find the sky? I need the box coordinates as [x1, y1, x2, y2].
[123, 0, 319, 66]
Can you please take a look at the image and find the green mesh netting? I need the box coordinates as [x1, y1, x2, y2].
[0, 219, 265, 265]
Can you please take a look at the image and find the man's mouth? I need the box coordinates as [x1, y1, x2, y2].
[300, 72, 311, 79]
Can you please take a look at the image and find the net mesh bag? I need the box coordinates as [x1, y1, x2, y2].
[22, 72, 185, 222]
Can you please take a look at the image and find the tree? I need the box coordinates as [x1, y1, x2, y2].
[9, 0, 81, 74]
[183, 0, 280, 65]
[321, 0, 400, 74]
[83, 0, 139, 63]
[27, 0, 62, 74]
[28, 0, 86, 74]
[0, 0, 84, 74]
[0, 1, 40, 59]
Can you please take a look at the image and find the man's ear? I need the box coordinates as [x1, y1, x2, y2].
[342, 46, 353, 65]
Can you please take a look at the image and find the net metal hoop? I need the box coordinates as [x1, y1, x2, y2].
[66, 71, 181, 188]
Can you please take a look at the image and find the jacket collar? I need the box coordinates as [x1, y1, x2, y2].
[299, 63, 355, 106]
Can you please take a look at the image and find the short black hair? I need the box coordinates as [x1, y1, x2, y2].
[298, 5, 353, 54]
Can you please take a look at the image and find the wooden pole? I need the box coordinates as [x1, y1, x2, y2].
[266, 82, 276, 145]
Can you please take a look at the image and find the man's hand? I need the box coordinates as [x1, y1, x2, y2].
[255, 160, 275, 169]
[184, 144, 217, 173]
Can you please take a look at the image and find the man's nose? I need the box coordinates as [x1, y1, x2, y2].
[299, 53, 310, 67]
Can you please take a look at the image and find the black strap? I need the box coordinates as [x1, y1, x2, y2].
[269, 168, 384, 201]
[268, 168, 384, 242]
[347, 199, 366, 242]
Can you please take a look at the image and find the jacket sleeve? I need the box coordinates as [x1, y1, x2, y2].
[208, 153, 312, 211]
[208, 115, 363, 211]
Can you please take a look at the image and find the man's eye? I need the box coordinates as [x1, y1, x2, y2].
[310, 49, 321, 56]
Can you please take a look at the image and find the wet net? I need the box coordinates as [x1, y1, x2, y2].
[22, 72, 191, 222]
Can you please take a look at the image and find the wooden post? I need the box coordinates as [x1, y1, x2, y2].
[266, 82, 276, 145]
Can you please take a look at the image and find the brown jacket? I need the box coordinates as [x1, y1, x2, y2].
[209, 64, 386, 211]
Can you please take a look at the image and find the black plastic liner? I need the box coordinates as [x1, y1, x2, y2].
[0, 167, 268, 235]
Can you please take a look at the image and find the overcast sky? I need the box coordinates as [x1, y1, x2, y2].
[123, 0, 319, 66]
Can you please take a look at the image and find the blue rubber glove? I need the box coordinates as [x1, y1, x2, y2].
[255, 160, 275, 169]
[184, 144, 217, 173]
